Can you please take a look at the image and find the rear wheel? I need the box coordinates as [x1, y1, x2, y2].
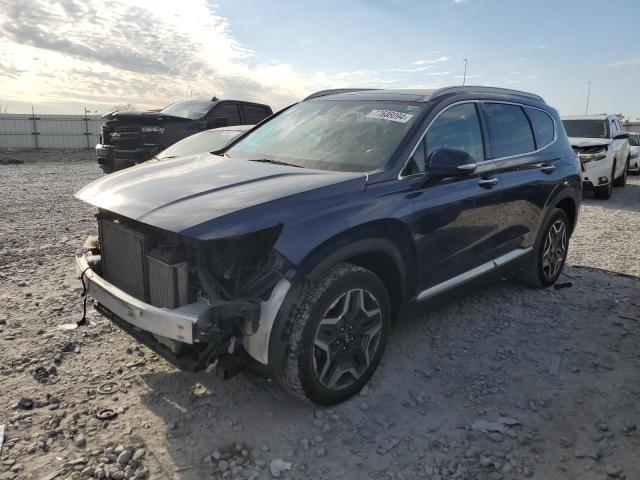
[279, 263, 390, 405]
[517, 208, 570, 288]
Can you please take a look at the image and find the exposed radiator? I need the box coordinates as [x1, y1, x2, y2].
[100, 219, 147, 301]
[147, 255, 188, 309]
[99, 219, 189, 308]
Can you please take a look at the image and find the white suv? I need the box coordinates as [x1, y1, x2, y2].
[562, 115, 631, 199]
[628, 133, 640, 175]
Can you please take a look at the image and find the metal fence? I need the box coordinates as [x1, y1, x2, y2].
[0, 113, 102, 149]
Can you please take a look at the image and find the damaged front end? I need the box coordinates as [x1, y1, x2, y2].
[76, 210, 291, 377]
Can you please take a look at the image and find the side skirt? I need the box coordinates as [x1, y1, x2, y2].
[416, 248, 532, 302]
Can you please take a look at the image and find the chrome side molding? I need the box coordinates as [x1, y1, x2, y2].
[417, 248, 532, 302]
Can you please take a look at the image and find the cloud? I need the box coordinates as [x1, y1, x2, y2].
[0, 0, 346, 111]
[412, 56, 451, 66]
[0, 0, 461, 113]
[606, 56, 640, 67]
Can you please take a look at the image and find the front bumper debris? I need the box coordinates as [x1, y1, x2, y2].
[75, 253, 207, 344]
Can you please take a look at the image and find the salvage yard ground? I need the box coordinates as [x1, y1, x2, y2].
[0, 150, 639, 480]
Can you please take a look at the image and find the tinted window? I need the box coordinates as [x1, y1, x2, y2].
[214, 103, 241, 125]
[525, 107, 554, 147]
[483, 103, 535, 157]
[562, 120, 609, 139]
[404, 139, 427, 175]
[426, 103, 484, 163]
[630, 134, 639, 147]
[244, 105, 270, 124]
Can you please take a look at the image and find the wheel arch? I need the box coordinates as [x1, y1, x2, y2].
[263, 220, 415, 374]
[541, 177, 580, 235]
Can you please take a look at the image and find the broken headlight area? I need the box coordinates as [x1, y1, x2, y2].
[81, 211, 290, 372]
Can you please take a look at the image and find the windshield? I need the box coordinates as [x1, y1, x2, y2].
[629, 134, 639, 147]
[226, 100, 425, 172]
[157, 129, 245, 159]
[562, 119, 610, 139]
[160, 101, 214, 120]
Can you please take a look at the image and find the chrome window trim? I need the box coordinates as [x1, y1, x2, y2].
[398, 99, 558, 180]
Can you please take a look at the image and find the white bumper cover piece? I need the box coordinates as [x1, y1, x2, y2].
[77, 253, 291, 365]
[75, 254, 207, 344]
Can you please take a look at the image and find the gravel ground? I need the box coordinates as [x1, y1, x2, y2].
[0, 150, 639, 480]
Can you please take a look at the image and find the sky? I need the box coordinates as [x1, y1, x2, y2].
[0, 0, 638, 119]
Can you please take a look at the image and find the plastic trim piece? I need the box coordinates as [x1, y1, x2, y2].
[416, 248, 532, 301]
[75, 253, 206, 344]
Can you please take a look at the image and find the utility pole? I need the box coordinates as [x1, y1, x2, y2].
[585, 81, 591, 115]
[462, 58, 468, 86]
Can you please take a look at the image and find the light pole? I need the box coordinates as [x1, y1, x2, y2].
[585, 81, 591, 115]
[462, 58, 468, 86]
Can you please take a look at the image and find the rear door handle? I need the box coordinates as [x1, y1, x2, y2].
[478, 177, 499, 188]
[540, 164, 556, 174]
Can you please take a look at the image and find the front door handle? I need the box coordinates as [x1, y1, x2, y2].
[540, 164, 556, 174]
[478, 177, 499, 188]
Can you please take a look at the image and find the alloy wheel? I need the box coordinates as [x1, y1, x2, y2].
[542, 219, 567, 280]
[312, 288, 383, 390]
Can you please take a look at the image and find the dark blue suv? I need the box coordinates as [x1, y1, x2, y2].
[75, 86, 581, 405]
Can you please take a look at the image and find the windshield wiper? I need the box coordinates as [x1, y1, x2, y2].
[247, 158, 303, 168]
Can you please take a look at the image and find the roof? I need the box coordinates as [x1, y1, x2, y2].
[562, 115, 610, 120]
[304, 86, 545, 103]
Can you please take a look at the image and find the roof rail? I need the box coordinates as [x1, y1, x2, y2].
[303, 88, 380, 101]
[428, 86, 545, 103]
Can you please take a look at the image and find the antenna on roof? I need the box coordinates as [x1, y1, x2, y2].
[211, 96, 218, 102]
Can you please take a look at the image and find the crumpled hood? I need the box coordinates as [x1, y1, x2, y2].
[75, 154, 364, 237]
[568, 137, 612, 148]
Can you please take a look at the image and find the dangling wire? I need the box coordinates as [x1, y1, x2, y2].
[78, 266, 91, 326]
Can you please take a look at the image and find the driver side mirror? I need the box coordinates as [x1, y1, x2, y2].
[613, 132, 629, 140]
[425, 148, 477, 181]
[208, 117, 229, 129]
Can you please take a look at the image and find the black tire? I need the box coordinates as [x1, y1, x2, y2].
[517, 208, 570, 288]
[100, 161, 115, 174]
[593, 162, 615, 199]
[613, 157, 629, 187]
[279, 263, 390, 405]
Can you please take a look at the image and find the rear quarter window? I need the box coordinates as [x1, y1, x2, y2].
[525, 107, 555, 148]
[483, 103, 535, 158]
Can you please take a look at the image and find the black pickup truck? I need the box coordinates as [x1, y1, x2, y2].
[96, 98, 273, 173]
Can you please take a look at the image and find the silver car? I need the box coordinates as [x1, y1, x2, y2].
[154, 125, 253, 161]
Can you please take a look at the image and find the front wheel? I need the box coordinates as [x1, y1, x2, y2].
[517, 208, 570, 288]
[279, 263, 390, 405]
[594, 162, 615, 199]
[100, 160, 115, 174]
[613, 157, 629, 187]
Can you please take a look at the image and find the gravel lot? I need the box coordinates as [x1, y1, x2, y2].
[1, 150, 639, 480]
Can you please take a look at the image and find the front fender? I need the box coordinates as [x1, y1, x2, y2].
[260, 221, 416, 375]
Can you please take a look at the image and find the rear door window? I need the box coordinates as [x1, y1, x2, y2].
[244, 105, 271, 124]
[525, 107, 555, 148]
[483, 103, 535, 158]
[213, 103, 241, 125]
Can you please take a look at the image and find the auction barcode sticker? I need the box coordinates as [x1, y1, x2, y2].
[366, 110, 414, 123]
